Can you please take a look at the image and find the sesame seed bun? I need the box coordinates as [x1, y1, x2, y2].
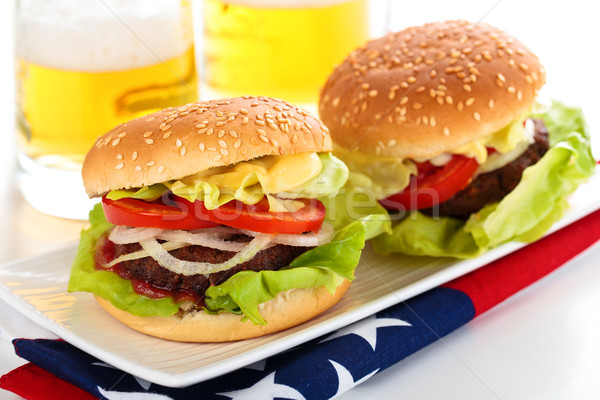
[95, 279, 350, 342]
[319, 20, 546, 159]
[83, 96, 332, 197]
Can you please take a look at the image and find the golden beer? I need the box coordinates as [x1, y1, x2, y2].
[16, 48, 197, 166]
[14, 0, 197, 218]
[203, 0, 369, 104]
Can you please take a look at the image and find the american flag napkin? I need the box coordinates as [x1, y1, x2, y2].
[2, 208, 600, 400]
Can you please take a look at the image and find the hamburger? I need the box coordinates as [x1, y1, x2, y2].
[68, 96, 365, 342]
[319, 20, 594, 257]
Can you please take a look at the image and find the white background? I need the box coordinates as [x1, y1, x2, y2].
[1, 0, 600, 399]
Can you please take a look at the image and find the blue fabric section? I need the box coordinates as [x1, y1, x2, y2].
[12, 287, 475, 400]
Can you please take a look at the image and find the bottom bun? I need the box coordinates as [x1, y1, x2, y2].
[95, 279, 351, 342]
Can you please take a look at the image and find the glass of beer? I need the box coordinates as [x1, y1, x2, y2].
[201, 0, 373, 108]
[15, 0, 198, 219]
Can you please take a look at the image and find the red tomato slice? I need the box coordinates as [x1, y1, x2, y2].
[189, 197, 326, 234]
[102, 196, 219, 230]
[102, 195, 326, 234]
[380, 155, 479, 211]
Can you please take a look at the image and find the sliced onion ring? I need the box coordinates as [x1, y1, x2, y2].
[138, 234, 274, 276]
[157, 230, 247, 252]
[103, 241, 188, 268]
[241, 221, 334, 247]
[108, 225, 163, 244]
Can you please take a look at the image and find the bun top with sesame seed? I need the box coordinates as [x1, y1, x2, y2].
[319, 20, 545, 160]
[82, 96, 332, 197]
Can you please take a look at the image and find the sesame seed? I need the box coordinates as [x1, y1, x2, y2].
[457, 102, 464, 111]
[134, 165, 142, 171]
[239, 108, 249, 115]
[463, 84, 472, 92]
[195, 124, 206, 129]
[208, 146, 217, 152]
[118, 132, 127, 138]
[220, 148, 229, 156]
[180, 146, 187, 156]
[430, 117, 437, 127]
[473, 112, 481, 121]
[197, 128, 208, 134]
[112, 138, 120, 146]
[145, 138, 154, 144]
[519, 62, 529, 71]
[199, 143, 205, 151]
[218, 130, 225, 138]
[412, 102, 423, 110]
[525, 75, 533, 84]
[229, 130, 238, 138]
[443, 127, 450, 136]
[256, 120, 266, 126]
[270, 139, 278, 146]
[507, 86, 516, 93]
[407, 76, 417, 83]
[158, 165, 165, 174]
[116, 154, 123, 160]
[213, 155, 222, 162]
[368, 90, 378, 97]
[215, 121, 226, 127]
[176, 139, 182, 147]
[466, 98, 475, 106]
[446, 96, 454, 104]
[115, 163, 124, 170]
[489, 99, 495, 108]
[259, 135, 269, 143]
[146, 117, 155, 122]
[250, 137, 258, 145]
[234, 140, 242, 148]
[147, 161, 155, 166]
[400, 97, 408, 105]
[430, 70, 437, 78]
[206, 128, 214, 136]
[163, 131, 172, 139]
[517, 90, 523, 100]
[132, 151, 138, 161]
[257, 128, 266, 136]
[218, 140, 227, 148]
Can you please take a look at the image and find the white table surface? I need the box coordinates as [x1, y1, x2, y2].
[1, 1, 600, 399]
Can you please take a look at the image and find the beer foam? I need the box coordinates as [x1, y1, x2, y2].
[207, 0, 359, 8]
[16, 0, 193, 71]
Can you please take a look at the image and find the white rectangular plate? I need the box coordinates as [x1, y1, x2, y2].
[1, 171, 599, 388]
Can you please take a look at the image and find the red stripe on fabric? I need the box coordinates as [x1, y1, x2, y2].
[0, 362, 97, 400]
[444, 208, 600, 317]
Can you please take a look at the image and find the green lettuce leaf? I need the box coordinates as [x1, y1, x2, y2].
[67, 204, 181, 316]
[372, 100, 595, 258]
[68, 204, 366, 322]
[321, 171, 392, 240]
[205, 221, 365, 324]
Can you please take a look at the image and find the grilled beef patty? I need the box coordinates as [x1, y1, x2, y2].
[112, 236, 310, 301]
[422, 118, 549, 219]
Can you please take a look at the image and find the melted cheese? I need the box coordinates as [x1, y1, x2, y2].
[198, 152, 322, 193]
